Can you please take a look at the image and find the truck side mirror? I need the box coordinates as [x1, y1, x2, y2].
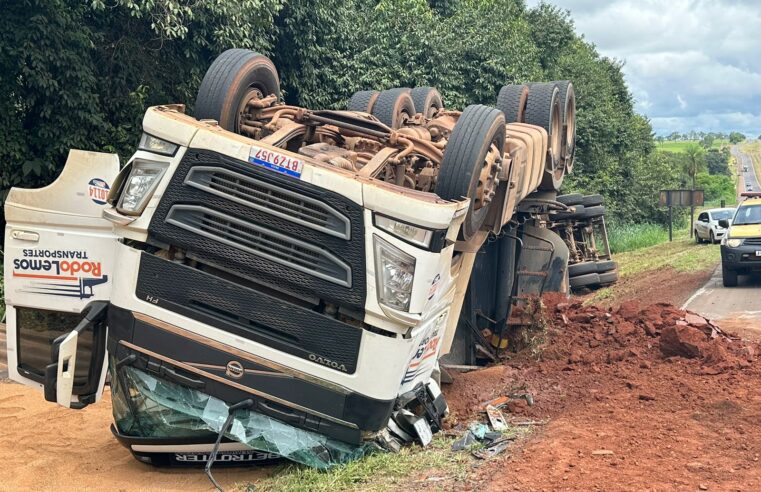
[718, 219, 729, 229]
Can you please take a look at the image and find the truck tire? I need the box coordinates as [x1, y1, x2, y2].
[496, 84, 529, 123]
[570, 272, 600, 289]
[553, 80, 576, 172]
[568, 261, 597, 277]
[195, 49, 280, 132]
[598, 269, 619, 285]
[554, 204, 585, 221]
[437, 105, 506, 240]
[581, 194, 604, 207]
[524, 82, 563, 191]
[348, 90, 380, 113]
[583, 205, 606, 220]
[595, 260, 617, 273]
[410, 87, 443, 119]
[556, 193, 583, 206]
[372, 88, 416, 129]
[722, 266, 738, 287]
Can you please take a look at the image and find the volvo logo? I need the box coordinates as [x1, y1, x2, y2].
[225, 360, 245, 379]
[308, 353, 348, 372]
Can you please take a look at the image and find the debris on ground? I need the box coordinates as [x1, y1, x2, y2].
[442, 295, 761, 490]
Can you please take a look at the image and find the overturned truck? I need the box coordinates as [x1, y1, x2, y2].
[4, 50, 577, 468]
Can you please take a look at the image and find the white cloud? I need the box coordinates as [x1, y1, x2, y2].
[527, 0, 761, 134]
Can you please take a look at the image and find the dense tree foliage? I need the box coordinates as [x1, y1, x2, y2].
[706, 148, 731, 176]
[0, 0, 674, 226]
[729, 132, 746, 144]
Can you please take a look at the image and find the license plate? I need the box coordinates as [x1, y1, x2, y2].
[249, 145, 303, 178]
[412, 417, 433, 447]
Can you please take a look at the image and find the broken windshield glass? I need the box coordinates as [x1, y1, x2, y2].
[110, 361, 378, 469]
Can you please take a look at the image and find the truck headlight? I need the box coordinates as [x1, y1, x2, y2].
[138, 133, 179, 156]
[374, 214, 433, 248]
[726, 238, 743, 248]
[116, 160, 168, 215]
[374, 236, 416, 311]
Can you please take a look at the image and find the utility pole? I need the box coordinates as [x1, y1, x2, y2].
[690, 173, 695, 239]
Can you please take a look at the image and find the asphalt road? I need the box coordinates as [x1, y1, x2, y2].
[732, 144, 761, 192]
[685, 145, 761, 337]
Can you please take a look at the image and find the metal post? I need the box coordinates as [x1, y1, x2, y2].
[668, 206, 673, 242]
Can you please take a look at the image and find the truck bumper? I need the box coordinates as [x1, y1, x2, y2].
[721, 244, 761, 272]
[110, 424, 282, 467]
[108, 304, 395, 445]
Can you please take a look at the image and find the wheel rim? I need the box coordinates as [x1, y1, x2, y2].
[549, 101, 563, 177]
[236, 87, 265, 133]
[474, 144, 502, 211]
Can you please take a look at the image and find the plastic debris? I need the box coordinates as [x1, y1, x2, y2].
[451, 431, 478, 451]
[468, 422, 489, 439]
[485, 405, 508, 431]
[472, 435, 516, 459]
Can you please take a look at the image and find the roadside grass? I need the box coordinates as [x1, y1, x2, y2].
[614, 235, 720, 278]
[657, 139, 728, 153]
[241, 436, 473, 492]
[608, 223, 670, 253]
[587, 234, 720, 305]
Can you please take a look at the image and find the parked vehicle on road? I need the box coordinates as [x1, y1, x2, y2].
[719, 193, 761, 286]
[694, 208, 735, 244]
[4, 49, 579, 469]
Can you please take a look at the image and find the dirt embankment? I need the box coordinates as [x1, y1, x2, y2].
[586, 265, 714, 309]
[443, 297, 761, 491]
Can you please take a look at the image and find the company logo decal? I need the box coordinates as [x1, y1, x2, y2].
[12, 249, 107, 299]
[401, 328, 440, 385]
[225, 360, 245, 379]
[88, 178, 110, 205]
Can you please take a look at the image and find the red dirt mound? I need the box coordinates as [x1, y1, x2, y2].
[442, 297, 761, 491]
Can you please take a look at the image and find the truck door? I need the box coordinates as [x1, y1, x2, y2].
[4, 150, 119, 409]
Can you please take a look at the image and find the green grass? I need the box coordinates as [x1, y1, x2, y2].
[587, 235, 720, 305]
[240, 436, 473, 492]
[613, 236, 720, 277]
[657, 139, 728, 153]
[608, 223, 670, 253]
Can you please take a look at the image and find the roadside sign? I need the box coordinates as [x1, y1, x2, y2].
[659, 189, 705, 242]
[658, 189, 704, 207]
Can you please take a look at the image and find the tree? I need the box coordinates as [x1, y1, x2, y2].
[0, 0, 668, 231]
[706, 149, 731, 176]
[684, 143, 706, 237]
[700, 134, 715, 149]
[729, 132, 746, 144]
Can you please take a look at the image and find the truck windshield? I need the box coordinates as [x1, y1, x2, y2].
[733, 204, 761, 225]
[711, 210, 734, 221]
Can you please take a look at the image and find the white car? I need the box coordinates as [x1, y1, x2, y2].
[695, 208, 735, 243]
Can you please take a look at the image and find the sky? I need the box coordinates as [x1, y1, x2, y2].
[526, 0, 761, 136]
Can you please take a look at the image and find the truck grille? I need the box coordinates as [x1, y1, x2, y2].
[166, 204, 352, 287]
[743, 238, 761, 246]
[184, 166, 350, 240]
[148, 148, 366, 310]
